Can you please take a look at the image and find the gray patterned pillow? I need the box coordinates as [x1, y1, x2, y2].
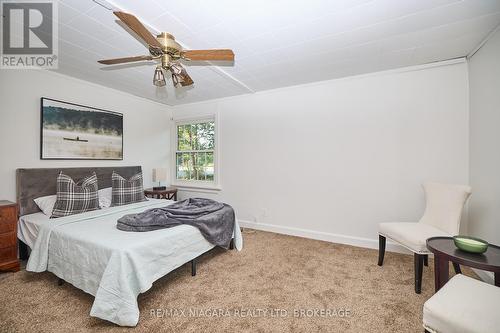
[51, 172, 100, 218]
[111, 171, 146, 206]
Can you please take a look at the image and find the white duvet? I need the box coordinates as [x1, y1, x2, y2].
[26, 199, 243, 326]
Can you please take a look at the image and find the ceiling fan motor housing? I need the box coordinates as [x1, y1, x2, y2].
[157, 32, 182, 57]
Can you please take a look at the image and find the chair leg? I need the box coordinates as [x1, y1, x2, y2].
[378, 235, 386, 266]
[423, 255, 428, 267]
[414, 253, 424, 294]
[452, 262, 462, 274]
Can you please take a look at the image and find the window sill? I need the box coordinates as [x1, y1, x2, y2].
[172, 183, 222, 192]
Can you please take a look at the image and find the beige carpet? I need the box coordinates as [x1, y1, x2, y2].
[0, 230, 476, 333]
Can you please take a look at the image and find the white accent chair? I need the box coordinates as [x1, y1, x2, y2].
[378, 182, 472, 293]
[423, 274, 500, 333]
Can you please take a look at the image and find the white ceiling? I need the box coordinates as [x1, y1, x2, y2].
[53, 0, 500, 105]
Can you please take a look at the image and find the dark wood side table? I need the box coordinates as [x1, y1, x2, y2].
[427, 236, 500, 292]
[0, 200, 20, 272]
[144, 187, 178, 201]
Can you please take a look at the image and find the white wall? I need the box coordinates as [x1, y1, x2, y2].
[0, 70, 172, 202]
[469, 29, 500, 247]
[172, 60, 470, 251]
[0, 60, 472, 253]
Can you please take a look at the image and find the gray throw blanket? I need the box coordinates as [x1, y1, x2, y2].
[117, 198, 235, 249]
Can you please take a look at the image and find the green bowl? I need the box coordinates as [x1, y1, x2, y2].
[453, 236, 489, 254]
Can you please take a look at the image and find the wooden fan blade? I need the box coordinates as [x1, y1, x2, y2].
[98, 55, 153, 65]
[181, 49, 234, 61]
[114, 11, 162, 48]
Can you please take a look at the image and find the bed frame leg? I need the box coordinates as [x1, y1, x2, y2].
[57, 278, 65, 286]
[19, 240, 30, 260]
[191, 259, 196, 276]
[229, 238, 234, 250]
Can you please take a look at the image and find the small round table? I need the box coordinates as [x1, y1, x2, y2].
[144, 187, 178, 201]
[427, 236, 500, 292]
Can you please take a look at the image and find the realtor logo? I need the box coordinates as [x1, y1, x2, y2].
[1, 0, 58, 68]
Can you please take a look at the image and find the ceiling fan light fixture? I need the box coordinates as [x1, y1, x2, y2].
[170, 62, 182, 87]
[169, 62, 182, 75]
[171, 73, 181, 88]
[153, 66, 166, 87]
[169, 62, 193, 88]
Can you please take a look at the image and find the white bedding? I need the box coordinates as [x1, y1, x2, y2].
[24, 199, 243, 326]
[18, 211, 47, 249]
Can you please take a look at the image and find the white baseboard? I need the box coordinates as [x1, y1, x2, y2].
[237, 220, 411, 254]
[471, 269, 495, 284]
[238, 220, 495, 284]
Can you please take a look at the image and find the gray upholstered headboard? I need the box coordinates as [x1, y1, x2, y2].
[16, 166, 142, 216]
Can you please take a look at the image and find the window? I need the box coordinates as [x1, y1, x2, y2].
[175, 118, 216, 184]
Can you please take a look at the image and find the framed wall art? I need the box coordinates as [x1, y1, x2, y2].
[40, 98, 123, 160]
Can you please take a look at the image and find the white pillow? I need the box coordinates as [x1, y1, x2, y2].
[98, 187, 112, 209]
[34, 187, 112, 216]
[34, 194, 57, 216]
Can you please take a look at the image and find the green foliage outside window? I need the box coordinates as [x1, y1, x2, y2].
[176, 121, 215, 182]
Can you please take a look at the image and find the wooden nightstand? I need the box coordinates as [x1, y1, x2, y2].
[144, 187, 178, 201]
[0, 200, 20, 272]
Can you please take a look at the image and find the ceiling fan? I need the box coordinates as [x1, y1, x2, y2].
[98, 11, 235, 88]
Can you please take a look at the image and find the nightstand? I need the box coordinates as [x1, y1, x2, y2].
[144, 187, 178, 201]
[0, 200, 20, 272]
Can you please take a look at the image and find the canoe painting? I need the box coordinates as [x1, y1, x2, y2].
[63, 136, 89, 142]
[41, 98, 123, 160]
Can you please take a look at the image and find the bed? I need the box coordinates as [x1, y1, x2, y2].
[16, 166, 242, 326]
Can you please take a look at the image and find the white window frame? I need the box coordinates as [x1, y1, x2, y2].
[171, 114, 221, 191]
